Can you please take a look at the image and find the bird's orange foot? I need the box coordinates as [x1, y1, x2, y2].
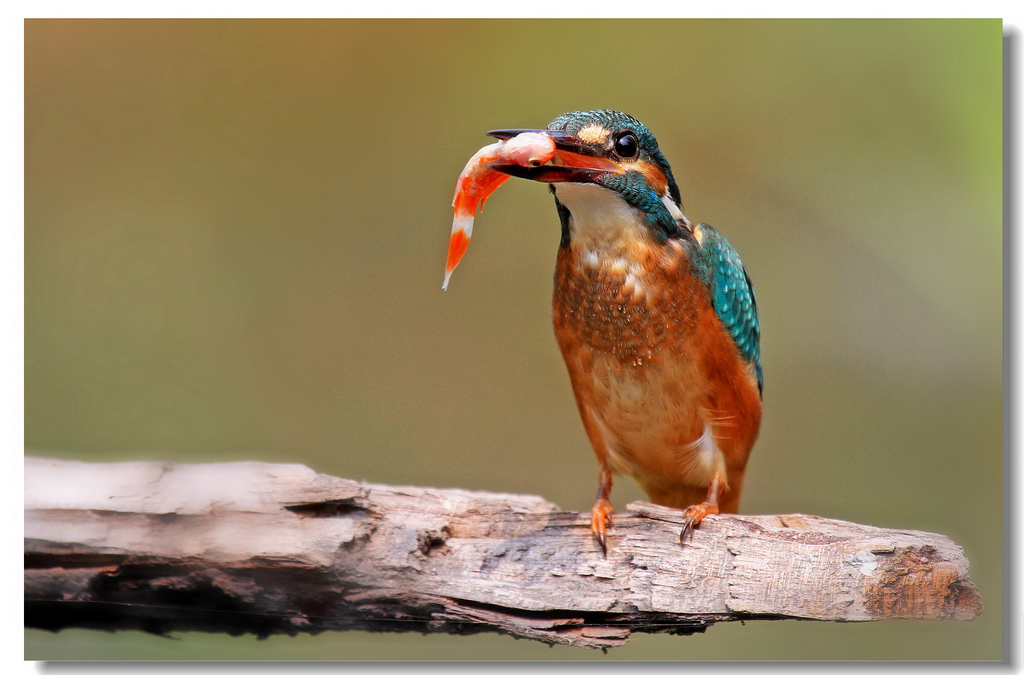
[590, 498, 613, 556]
[680, 502, 719, 544]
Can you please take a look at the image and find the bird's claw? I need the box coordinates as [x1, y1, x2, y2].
[591, 498, 613, 556]
[679, 502, 719, 545]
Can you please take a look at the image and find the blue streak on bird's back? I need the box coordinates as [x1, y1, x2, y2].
[695, 224, 762, 395]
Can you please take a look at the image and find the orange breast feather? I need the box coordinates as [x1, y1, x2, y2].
[552, 238, 761, 512]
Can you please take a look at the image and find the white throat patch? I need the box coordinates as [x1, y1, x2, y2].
[553, 183, 648, 256]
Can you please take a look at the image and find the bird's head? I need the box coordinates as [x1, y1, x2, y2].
[488, 110, 687, 246]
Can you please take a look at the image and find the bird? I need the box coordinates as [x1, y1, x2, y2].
[486, 110, 762, 553]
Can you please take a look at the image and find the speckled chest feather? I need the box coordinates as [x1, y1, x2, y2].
[553, 238, 699, 368]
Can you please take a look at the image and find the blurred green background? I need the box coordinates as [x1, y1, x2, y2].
[24, 19, 1002, 660]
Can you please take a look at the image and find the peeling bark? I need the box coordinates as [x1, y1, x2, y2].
[24, 457, 981, 649]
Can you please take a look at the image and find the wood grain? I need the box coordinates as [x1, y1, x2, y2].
[24, 457, 981, 649]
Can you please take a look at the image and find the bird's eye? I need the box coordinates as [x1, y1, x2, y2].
[614, 132, 639, 158]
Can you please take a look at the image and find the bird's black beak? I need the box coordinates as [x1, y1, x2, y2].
[486, 128, 619, 183]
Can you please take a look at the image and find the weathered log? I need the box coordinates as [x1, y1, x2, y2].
[24, 457, 981, 649]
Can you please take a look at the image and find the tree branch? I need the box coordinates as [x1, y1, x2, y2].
[24, 457, 981, 649]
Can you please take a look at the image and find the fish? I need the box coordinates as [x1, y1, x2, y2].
[442, 132, 557, 290]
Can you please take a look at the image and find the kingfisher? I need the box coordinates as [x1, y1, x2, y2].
[486, 110, 762, 553]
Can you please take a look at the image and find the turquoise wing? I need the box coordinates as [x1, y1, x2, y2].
[697, 224, 762, 395]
